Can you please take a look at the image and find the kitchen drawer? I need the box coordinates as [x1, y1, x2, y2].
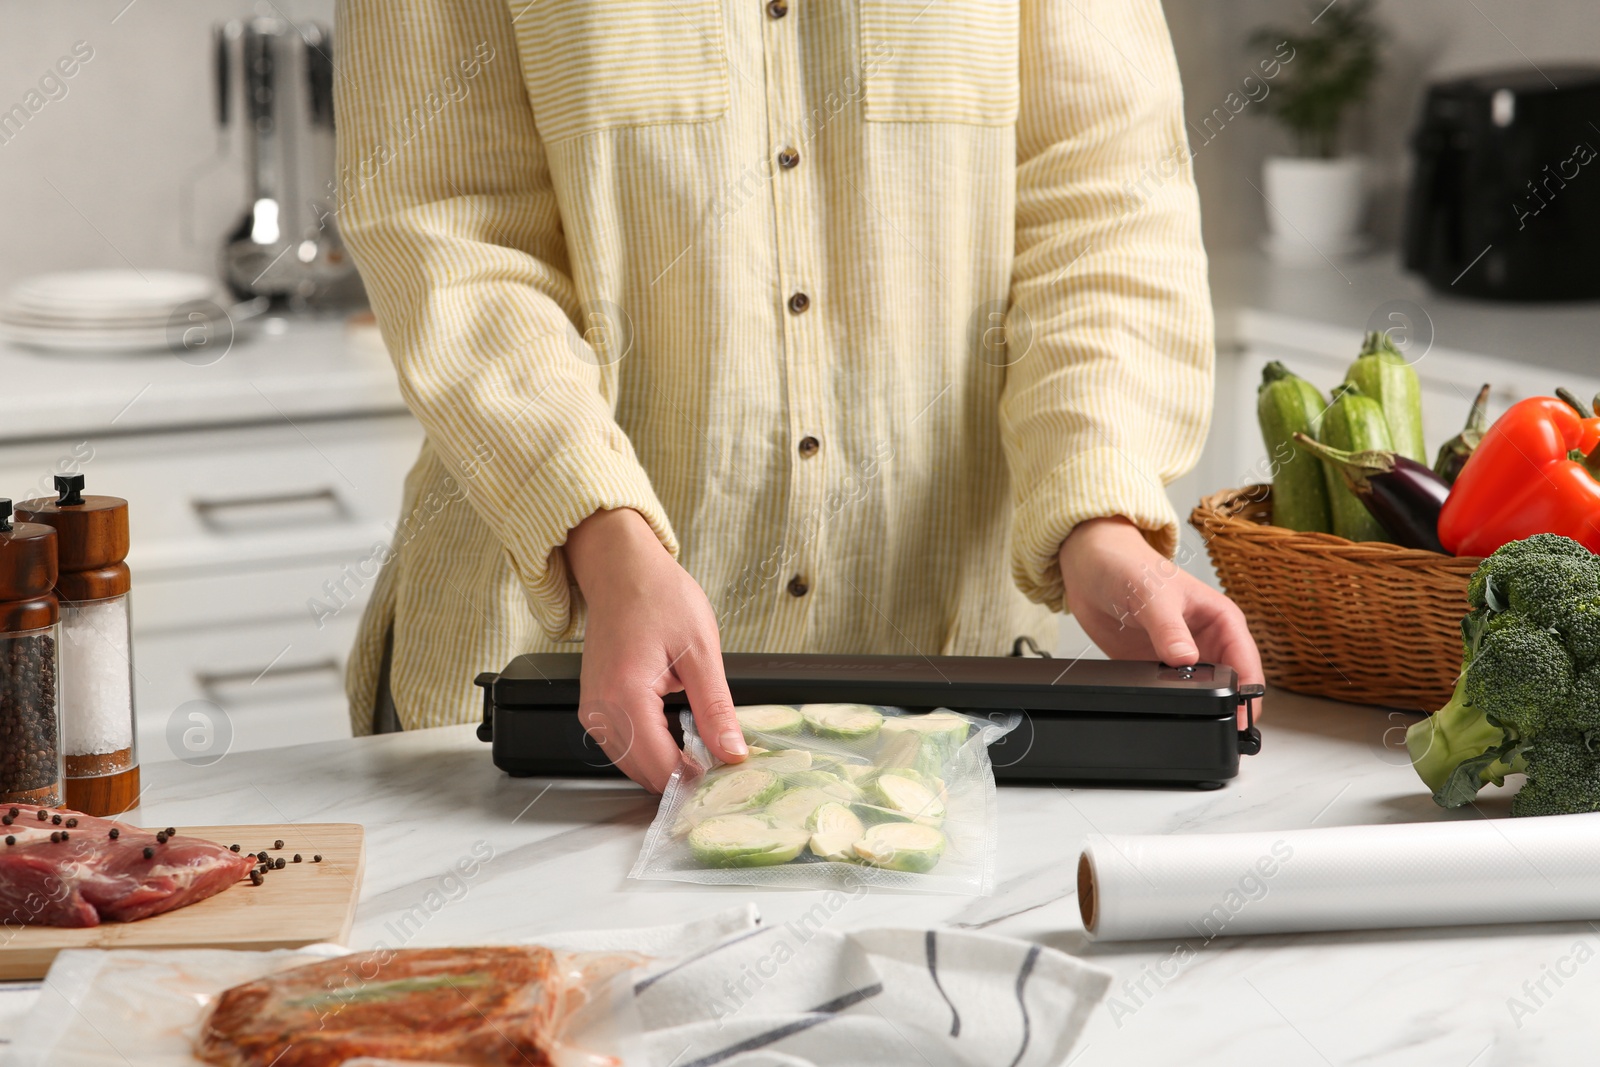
[132, 555, 390, 635]
[0, 413, 423, 580]
[134, 611, 361, 764]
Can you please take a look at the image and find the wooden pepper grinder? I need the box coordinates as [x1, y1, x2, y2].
[16, 475, 139, 815]
[0, 498, 63, 808]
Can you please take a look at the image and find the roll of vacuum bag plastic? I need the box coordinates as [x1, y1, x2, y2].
[1078, 813, 1600, 941]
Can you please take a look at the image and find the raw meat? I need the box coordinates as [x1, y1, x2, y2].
[0, 804, 254, 928]
[198, 946, 646, 1067]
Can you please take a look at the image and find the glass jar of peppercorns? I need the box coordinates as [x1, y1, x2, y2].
[0, 497, 63, 807]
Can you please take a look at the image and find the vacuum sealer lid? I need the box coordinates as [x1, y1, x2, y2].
[490, 652, 1241, 719]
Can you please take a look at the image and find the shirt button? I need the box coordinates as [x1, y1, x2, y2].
[766, 0, 788, 18]
[787, 292, 810, 314]
[777, 147, 800, 169]
[787, 575, 809, 597]
[797, 435, 820, 458]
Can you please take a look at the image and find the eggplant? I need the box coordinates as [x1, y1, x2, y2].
[1292, 433, 1451, 554]
[1433, 383, 1490, 486]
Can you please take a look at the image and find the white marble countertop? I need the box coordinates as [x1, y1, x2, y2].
[0, 313, 405, 444]
[2, 688, 1590, 1064]
[1211, 249, 1600, 380]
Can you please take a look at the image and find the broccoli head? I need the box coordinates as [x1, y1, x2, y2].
[1510, 734, 1600, 817]
[1407, 534, 1600, 814]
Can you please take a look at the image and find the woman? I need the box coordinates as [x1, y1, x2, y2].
[334, 0, 1264, 791]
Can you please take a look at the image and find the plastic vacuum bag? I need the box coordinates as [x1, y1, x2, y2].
[630, 705, 1017, 895]
[7, 944, 649, 1067]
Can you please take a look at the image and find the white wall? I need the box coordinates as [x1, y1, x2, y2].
[1164, 0, 1600, 252]
[0, 0, 334, 294]
[3, 0, 1595, 295]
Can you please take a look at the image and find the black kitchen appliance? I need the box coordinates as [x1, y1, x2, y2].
[1403, 65, 1600, 300]
[475, 652, 1262, 788]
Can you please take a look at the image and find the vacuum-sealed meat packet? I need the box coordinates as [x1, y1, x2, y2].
[196, 946, 648, 1067]
[630, 705, 1017, 895]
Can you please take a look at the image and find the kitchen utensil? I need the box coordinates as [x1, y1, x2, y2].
[476, 652, 1263, 788]
[214, 16, 363, 308]
[16, 475, 139, 817]
[1403, 65, 1600, 300]
[0, 822, 364, 980]
[0, 499, 62, 808]
[1079, 812, 1600, 940]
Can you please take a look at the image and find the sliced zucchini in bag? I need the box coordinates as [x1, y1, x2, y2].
[688, 815, 810, 868]
[808, 802, 866, 862]
[764, 787, 837, 829]
[735, 704, 804, 738]
[673, 767, 782, 832]
[853, 822, 945, 873]
[784, 769, 863, 802]
[869, 772, 947, 826]
[880, 712, 971, 772]
[747, 749, 814, 773]
[799, 703, 884, 740]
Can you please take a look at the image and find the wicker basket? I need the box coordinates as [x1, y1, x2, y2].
[1190, 485, 1480, 712]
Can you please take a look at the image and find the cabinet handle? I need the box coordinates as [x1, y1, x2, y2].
[196, 657, 342, 705]
[190, 487, 348, 531]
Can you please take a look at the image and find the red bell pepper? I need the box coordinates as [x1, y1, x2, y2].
[1437, 395, 1600, 556]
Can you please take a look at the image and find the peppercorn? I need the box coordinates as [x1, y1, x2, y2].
[36, 810, 47, 820]
[108, 828, 119, 840]
[274, 839, 284, 850]
[50, 832, 60, 843]
[273, 857, 285, 870]
[155, 832, 168, 844]
[6, 808, 15, 817]
[0, 634, 60, 797]
[293, 854, 302, 863]
[59, 830, 68, 840]
[257, 851, 269, 863]
[64, 817, 77, 828]
[1, 816, 11, 826]
[250, 870, 263, 886]
[143, 846, 154, 859]
[3, 836, 12, 846]
[313, 854, 322, 863]
[230, 843, 240, 852]
[51, 814, 60, 825]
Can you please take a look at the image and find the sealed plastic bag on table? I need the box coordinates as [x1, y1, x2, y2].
[630, 705, 1017, 895]
[8, 944, 649, 1067]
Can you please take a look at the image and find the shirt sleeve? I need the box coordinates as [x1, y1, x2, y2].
[334, 0, 677, 641]
[1001, 0, 1214, 613]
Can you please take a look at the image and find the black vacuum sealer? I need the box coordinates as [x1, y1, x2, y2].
[476, 652, 1262, 788]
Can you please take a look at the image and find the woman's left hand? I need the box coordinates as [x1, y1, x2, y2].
[1058, 516, 1265, 724]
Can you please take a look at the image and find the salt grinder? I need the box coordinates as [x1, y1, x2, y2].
[16, 476, 138, 815]
[0, 498, 62, 808]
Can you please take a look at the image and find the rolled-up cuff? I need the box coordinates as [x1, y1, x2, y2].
[1010, 447, 1180, 613]
[499, 444, 677, 641]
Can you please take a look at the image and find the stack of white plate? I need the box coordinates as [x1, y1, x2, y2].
[0, 270, 226, 354]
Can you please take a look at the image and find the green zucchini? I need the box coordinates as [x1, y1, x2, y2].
[1320, 383, 1394, 542]
[1257, 362, 1333, 533]
[1346, 332, 1426, 464]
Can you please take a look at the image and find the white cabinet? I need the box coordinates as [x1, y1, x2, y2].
[0, 412, 423, 763]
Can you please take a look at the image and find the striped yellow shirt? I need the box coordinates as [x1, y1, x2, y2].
[334, 0, 1213, 733]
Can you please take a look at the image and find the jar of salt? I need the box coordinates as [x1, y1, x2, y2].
[0, 497, 62, 808]
[16, 475, 138, 815]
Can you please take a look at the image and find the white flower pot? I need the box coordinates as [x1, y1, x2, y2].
[1261, 156, 1369, 264]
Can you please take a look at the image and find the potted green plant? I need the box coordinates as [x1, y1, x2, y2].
[1250, 0, 1383, 263]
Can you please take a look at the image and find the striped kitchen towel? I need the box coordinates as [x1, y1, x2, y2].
[541, 907, 1111, 1067]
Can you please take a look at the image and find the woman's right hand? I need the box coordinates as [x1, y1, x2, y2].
[564, 508, 745, 793]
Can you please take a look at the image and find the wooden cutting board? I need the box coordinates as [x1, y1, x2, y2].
[0, 823, 364, 980]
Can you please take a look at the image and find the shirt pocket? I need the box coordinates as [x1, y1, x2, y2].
[511, 0, 731, 142]
[858, 0, 1019, 126]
